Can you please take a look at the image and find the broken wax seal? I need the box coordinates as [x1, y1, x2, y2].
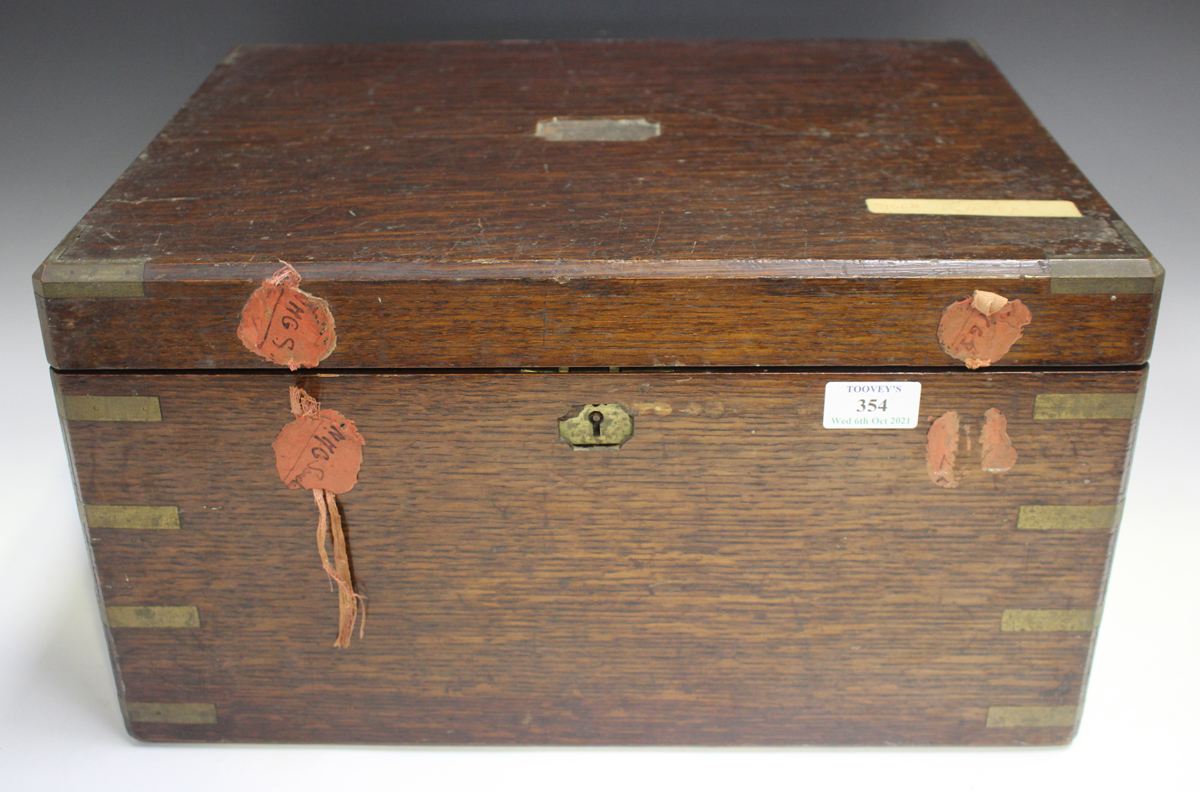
[980, 407, 1018, 473]
[937, 289, 1032, 369]
[237, 263, 336, 370]
[926, 411, 960, 489]
[926, 407, 1018, 488]
[273, 386, 366, 647]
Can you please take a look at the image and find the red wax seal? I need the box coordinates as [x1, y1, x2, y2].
[237, 263, 336, 370]
[937, 290, 1032, 369]
[980, 407, 1018, 473]
[926, 410, 960, 489]
[273, 388, 365, 494]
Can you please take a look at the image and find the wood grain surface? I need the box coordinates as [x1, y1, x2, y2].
[34, 40, 1160, 370]
[38, 275, 1158, 371]
[57, 366, 1145, 745]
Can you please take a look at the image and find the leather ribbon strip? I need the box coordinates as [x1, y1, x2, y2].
[312, 488, 364, 648]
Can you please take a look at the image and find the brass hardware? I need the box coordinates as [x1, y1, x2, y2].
[107, 606, 200, 629]
[32, 226, 147, 298]
[985, 706, 1077, 728]
[85, 504, 181, 530]
[38, 261, 147, 298]
[1000, 609, 1096, 632]
[558, 403, 633, 448]
[1048, 257, 1163, 294]
[127, 702, 218, 724]
[1033, 393, 1137, 420]
[536, 117, 660, 142]
[1017, 504, 1118, 532]
[63, 395, 162, 422]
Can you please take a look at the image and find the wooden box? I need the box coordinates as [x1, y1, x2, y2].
[34, 40, 1162, 746]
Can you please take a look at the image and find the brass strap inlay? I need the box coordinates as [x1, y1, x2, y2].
[107, 606, 200, 629]
[128, 702, 217, 724]
[986, 706, 1077, 728]
[32, 227, 146, 298]
[1033, 394, 1137, 420]
[64, 395, 162, 422]
[85, 504, 180, 530]
[865, 198, 1081, 217]
[1001, 609, 1096, 632]
[1048, 257, 1162, 294]
[1017, 504, 1118, 532]
[38, 261, 147, 298]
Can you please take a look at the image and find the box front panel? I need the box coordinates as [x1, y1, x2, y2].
[55, 368, 1143, 745]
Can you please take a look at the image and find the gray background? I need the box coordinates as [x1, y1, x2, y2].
[2, 2, 1196, 789]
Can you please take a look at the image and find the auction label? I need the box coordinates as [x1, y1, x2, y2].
[823, 382, 921, 429]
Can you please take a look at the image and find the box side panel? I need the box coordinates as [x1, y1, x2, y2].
[56, 368, 1142, 745]
[50, 372, 133, 735]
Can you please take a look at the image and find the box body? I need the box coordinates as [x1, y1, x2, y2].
[58, 368, 1143, 745]
[36, 41, 1160, 745]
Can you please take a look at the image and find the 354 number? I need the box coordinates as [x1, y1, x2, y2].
[856, 399, 887, 413]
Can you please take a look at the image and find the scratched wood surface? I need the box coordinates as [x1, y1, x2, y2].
[35, 40, 1158, 370]
[59, 367, 1144, 745]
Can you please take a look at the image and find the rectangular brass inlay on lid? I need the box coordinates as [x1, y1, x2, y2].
[1001, 609, 1096, 632]
[127, 702, 217, 724]
[107, 606, 200, 629]
[1033, 394, 1137, 420]
[1017, 504, 1117, 532]
[63, 395, 162, 422]
[985, 706, 1078, 728]
[85, 504, 180, 530]
[536, 117, 661, 141]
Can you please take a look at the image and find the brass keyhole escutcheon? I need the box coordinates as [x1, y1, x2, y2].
[558, 403, 634, 449]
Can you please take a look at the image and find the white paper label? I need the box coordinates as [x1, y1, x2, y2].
[823, 382, 922, 429]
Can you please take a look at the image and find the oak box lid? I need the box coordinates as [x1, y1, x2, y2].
[33, 40, 1162, 371]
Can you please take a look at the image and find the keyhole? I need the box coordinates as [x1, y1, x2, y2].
[589, 410, 604, 438]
